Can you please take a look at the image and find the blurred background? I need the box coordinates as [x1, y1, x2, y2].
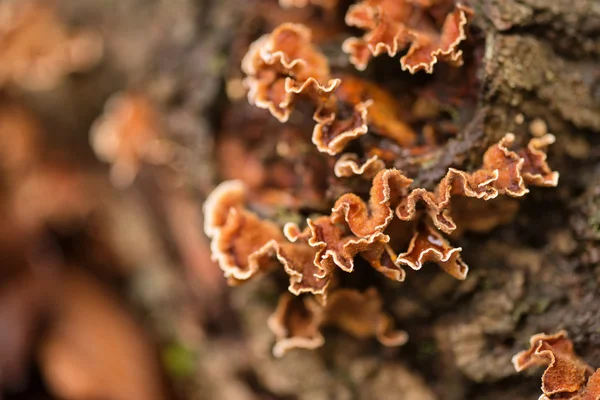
[0, 0, 239, 398]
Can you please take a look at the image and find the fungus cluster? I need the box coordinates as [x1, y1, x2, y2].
[513, 331, 600, 400]
[343, 1, 472, 73]
[205, 1, 560, 356]
[268, 288, 407, 357]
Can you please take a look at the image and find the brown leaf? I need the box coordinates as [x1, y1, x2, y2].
[38, 270, 168, 400]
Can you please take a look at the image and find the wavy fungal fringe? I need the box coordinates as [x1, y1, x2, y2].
[333, 154, 385, 178]
[243, 24, 408, 156]
[342, 0, 472, 73]
[242, 23, 340, 123]
[513, 331, 600, 400]
[204, 133, 557, 287]
[268, 288, 407, 357]
[332, 134, 559, 237]
[203, 180, 332, 296]
[206, 7, 562, 357]
[204, 128, 558, 354]
[395, 220, 468, 280]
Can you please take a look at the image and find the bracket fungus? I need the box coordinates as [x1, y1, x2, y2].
[206, 5, 559, 357]
[243, 23, 415, 157]
[342, 0, 472, 73]
[0, 0, 103, 91]
[242, 23, 341, 123]
[333, 154, 385, 179]
[268, 288, 407, 357]
[513, 331, 600, 400]
[203, 180, 332, 298]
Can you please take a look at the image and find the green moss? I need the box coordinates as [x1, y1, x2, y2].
[417, 341, 438, 361]
[532, 298, 551, 314]
[162, 342, 198, 380]
[587, 207, 600, 237]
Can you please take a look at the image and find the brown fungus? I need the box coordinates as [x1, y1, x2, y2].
[312, 99, 372, 155]
[287, 216, 390, 276]
[268, 293, 325, 358]
[395, 133, 559, 234]
[207, 132, 557, 300]
[585, 372, 600, 400]
[242, 23, 340, 123]
[311, 74, 419, 155]
[513, 331, 600, 400]
[204, 180, 332, 296]
[333, 153, 385, 179]
[203, 180, 284, 282]
[205, 8, 561, 359]
[332, 168, 413, 238]
[394, 219, 468, 280]
[342, 0, 472, 73]
[330, 134, 559, 238]
[282, 133, 558, 285]
[242, 24, 420, 156]
[268, 288, 406, 357]
[276, 239, 334, 299]
[333, 74, 418, 148]
[322, 288, 408, 347]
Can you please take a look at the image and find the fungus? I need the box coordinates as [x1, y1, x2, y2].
[328, 134, 559, 238]
[323, 288, 408, 347]
[394, 219, 468, 280]
[90, 92, 173, 188]
[513, 331, 600, 400]
[331, 168, 413, 238]
[203, 180, 284, 282]
[333, 154, 385, 178]
[242, 25, 419, 156]
[342, 0, 472, 73]
[241, 23, 340, 123]
[518, 133, 560, 187]
[0, 0, 103, 91]
[311, 73, 422, 155]
[333, 75, 418, 147]
[395, 133, 559, 234]
[268, 288, 406, 357]
[286, 216, 390, 275]
[312, 99, 372, 155]
[205, 130, 557, 297]
[204, 180, 332, 296]
[276, 239, 334, 298]
[268, 293, 325, 357]
[206, 14, 560, 357]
